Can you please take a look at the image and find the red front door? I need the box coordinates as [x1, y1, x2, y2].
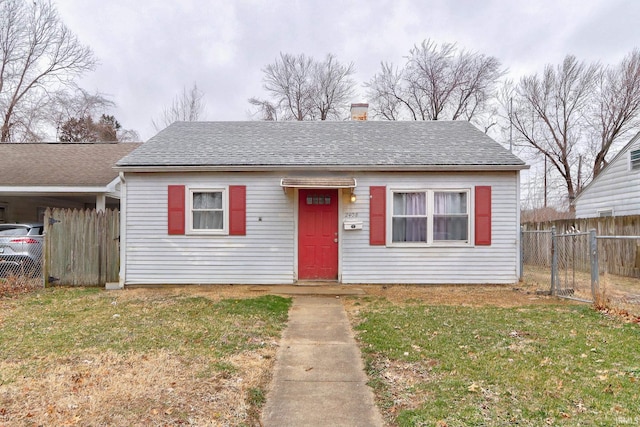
[298, 189, 338, 280]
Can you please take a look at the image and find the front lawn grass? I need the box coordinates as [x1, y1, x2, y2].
[354, 301, 640, 426]
[0, 287, 291, 426]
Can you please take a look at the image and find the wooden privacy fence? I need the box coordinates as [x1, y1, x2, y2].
[44, 208, 120, 286]
[523, 215, 640, 278]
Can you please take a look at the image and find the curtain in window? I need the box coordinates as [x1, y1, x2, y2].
[433, 192, 467, 240]
[193, 192, 223, 229]
[392, 192, 426, 242]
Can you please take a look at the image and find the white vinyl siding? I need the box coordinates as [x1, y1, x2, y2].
[123, 172, 295, 285]
[341, 172, 519, 284]
[122, 170, 520, 285]
[575, 138, 640, 218]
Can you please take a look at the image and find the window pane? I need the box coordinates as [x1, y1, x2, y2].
[632, 149, 640, 169]
[193, 211, 223, 230]
[393, 192, 426, 215]
[433, 216, 468, 241]
[392, 218, 427, 242]
[434, 192, 467, 214]
[193, 192, 222, 209]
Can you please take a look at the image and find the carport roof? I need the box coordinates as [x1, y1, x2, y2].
[0, 142, 141, 187]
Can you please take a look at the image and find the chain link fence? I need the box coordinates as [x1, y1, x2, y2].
[521, 230, 553, 289]
[521, 227, 640, 317]
[0, 223, 44, 294]
[596, 236, 640, 316]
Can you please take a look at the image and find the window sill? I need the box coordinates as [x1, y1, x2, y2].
[387, 241, 471, 248]
[186, 230, 228, 236]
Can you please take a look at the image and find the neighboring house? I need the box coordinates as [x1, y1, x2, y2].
[0, 142, 141, 223]
[115, 120, 527, 286]
[574, 132, 640, 219]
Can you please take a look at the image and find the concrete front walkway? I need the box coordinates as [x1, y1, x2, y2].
[261, 296, 384, 427]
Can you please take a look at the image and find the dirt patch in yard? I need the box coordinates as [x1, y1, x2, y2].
[123, 282, 572, 308]
[345, 282, 577, 309]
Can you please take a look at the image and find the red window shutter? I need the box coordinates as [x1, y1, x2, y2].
[168, 185, 185, 235]
[229, 185, 246, 236]
[370, 186, 386, 245]
[475, 186, 492, 245]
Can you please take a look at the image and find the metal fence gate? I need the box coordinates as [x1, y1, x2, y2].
[554, 230, 593, 301]
[521, 227, 599, 303]
[522, 225, 640, 317]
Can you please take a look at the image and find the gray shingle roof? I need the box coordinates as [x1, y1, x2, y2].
[116, 121, 526, 170]
[0, 142, 141, 186]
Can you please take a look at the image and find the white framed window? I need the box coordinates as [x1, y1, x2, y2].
[188, 188, 228, 234]
[389, 189, 470, 245]
[631, 149, 640, 170]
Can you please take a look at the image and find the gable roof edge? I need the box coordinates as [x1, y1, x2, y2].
[573, 131, 640, 204]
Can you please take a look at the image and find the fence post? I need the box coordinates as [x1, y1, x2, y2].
[519, 226, 524, 282]
[551, 226, 557, 296]
[590, 229, 600, 300]
[43, 208, 51, 288]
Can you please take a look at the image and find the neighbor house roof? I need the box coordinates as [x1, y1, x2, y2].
[0, 142, 141, 187]
[116, 121, 527, 171]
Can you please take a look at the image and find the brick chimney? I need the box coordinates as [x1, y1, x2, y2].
[350, 103, 368, 121]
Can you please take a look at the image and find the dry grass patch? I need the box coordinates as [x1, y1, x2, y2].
[0, 275, 42, 298]
[1, 349, 274, 426]
[0, 287, 290, 426]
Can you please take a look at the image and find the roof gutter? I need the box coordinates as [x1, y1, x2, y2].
[0, 185, 114, 193]
[115, 164, 529, 173]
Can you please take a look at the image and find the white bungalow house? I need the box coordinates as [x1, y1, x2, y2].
[574, 132, 640, 218]
[115, 120, 527, 286]
[0, 142, 141, 223]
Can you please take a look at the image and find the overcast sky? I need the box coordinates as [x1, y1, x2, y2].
[56, 0, 639, 141]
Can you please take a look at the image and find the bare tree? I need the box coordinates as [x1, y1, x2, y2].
[511, 51, 640, 211]
[250, 53, 356, 121]
[152, 83, 206, 131]
[248, 97, 278, 121]
[313, 54, 355, 120]
[589, 49, 640, 177]
[511, 55, 600, 210]
[265, 53, 314, 120]
[366, 39, 504, 122]
[365, 62, 406, 120]
[0, 0, 97, 142]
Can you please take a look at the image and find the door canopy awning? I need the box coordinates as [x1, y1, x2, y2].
[280, 177, 357, 189]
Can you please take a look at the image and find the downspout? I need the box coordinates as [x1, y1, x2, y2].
[118, 171, 127, 288]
